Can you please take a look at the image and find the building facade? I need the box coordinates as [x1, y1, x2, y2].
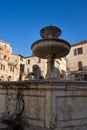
[66, 40, 87, 80]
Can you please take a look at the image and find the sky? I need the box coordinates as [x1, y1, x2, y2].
[0, 0, 87, 57]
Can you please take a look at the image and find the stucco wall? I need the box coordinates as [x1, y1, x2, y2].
[66, 42, 87, 71]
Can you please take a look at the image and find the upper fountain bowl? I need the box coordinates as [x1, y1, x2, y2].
[31, 38, 71, 59]
[31, 25, 71, 59]
[40, 25, 62, 39]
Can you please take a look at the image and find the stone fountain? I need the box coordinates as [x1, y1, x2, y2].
[0, 26, 87, 130]
[31, 25, 71, 79]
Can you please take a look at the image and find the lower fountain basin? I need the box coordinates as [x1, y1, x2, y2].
[31, 39, 71, 59]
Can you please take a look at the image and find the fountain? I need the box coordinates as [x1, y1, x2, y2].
[0, 26, 87, 130]
[31, 25, 71, 79]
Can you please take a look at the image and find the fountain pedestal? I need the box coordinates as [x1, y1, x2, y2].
[45, 56, 58, 79]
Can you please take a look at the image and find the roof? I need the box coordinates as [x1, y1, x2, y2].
[72, 40, 87, 47]
[12, 54, 34, 58]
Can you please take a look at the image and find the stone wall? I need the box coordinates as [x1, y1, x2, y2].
[0, 80, 87, 130]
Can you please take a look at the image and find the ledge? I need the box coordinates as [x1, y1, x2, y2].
[0, 80, 87, 91]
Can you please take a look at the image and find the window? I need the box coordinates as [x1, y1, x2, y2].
[20, 64, 25, 73]
[38, 58, 41, 63]
[4, 55, 7, 59]
[77, 47, 83, 54]
[8, 76, 11, 81]
[1, 65, 5, 70]
[13, 68, 14, 72]
[73, 47, 83, 56]
[10, 67, 12, 71]
[28, 59, 30, 64]
[20, 57, 23, 61]
[78, 61, 83, 70]
[26, 59, 30, 64]
[74, 49, 77, 55]
[10, 67, 15, 72]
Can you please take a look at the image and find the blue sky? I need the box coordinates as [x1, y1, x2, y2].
[0, 0, 87, 56]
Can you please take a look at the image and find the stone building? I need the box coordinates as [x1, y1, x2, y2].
[0, 40, 13, 81]
[66, 40, 87, 80]
[0, 40, 67, 81]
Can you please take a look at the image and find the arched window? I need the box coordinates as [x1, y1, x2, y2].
[8, 76, 11, 81]
[78, 61, 83, 70]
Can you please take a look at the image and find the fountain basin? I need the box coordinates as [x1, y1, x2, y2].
[31, 38, 71, 59]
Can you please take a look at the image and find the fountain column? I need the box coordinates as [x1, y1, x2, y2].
[45, 56, 57, 79]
